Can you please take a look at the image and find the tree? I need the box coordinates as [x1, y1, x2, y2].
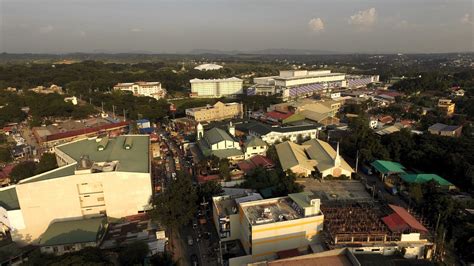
[0, 147, 12, 163]
[119, 241, 149, 266]
[150, 252, 176, 266]
[150, 171, 197, 238]
[35, 153, 58, 175]
[218, 159, 231, 181]
[266, 145, 279, 168]
[10, 161, 36, 183]
[197, 180, 223, 203]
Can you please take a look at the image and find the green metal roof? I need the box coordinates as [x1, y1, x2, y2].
[211, 149, 244, 159]
[400, 174, 454, 187]
[204, 128, 235, 145]
[19, 164, 76, 184]
[40, 217, 106, 246]
[371, 160, 406, 174]
[282, 113, 305, 124]
[288, 192, 313, 208]
[244, 136, 267, 148]
[56, 135, 150, 173]
[0, 186, 20, 210]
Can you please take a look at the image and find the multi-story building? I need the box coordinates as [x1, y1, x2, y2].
[114, 82, 166, 100]
[190, 77, 243, 98]
[186, 101, 243, 123]
[213, 192, 324, 266]
[437, 99, 455, 116]
[254, 70, 378, 100]
[0, 135, 152, 243]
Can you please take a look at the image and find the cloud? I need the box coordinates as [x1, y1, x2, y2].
[461, 13, 472, 25]
[79, 31, 86, 37]
[39, 25, 54, 34]
[308, 18, 325, 32]
[130, 28, 143, 32]
[348, 8, 377, 29]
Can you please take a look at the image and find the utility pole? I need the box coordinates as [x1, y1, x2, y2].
[355, 150, 359, 173]
[123, 109, 126, 122]
[112, 105, 116, 119]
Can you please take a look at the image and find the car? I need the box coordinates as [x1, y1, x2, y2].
[190, 254, 199, 266]
[192, 219, 198, 229]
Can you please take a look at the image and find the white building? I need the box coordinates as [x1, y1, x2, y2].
[213, 192, 325, 266]
[254, 70, 378, 100]
[196, 123, 244, 161]
[194, 63, 223, 71]
[0, 135, 152, 243]
[247, 122, 320, 145]
[243, 136, 267, 159]
[190, 77, 243, 98]
[114, 82, 166, 100]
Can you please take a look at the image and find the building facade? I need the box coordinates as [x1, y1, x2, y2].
[114, 82, 166, 100]
[247, 123, 319, 145]
[215, 192, 324, 265]
[0, 135, 152, 243]
[190, 77, 243, 98]
[437, 99, 455, 116]
[186, 101, 243, 123]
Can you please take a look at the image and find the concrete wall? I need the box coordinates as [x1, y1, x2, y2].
[13, 171, 151, 242]
[249, 215, 324, 259]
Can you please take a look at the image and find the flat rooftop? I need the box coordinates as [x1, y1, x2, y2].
[302, 180, 373, 203]
[275, 72, 345, 81]
[56, 135, 150, 173]
[215, 193, 263, 217]
[241, 197, 303, 226]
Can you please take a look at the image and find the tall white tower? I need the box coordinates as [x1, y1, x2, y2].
[334, 142, 341, 167]
[197, 123, 204, 140]
[228, 122, 235, 137]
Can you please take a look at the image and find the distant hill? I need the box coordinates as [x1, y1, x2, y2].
[188, 48, 337, 55]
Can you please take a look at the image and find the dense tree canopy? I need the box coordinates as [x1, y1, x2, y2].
[241, 167, 303, 197]
[150, 171, 198, 230]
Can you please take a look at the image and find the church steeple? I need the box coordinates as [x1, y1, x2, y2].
[334, 142, 341, 167]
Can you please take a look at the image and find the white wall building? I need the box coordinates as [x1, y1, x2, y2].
[194, 63, 223, 71]
[190, 77, 243, 98]
[247, 123, 320, 145]
[114, 82, 166, 100]
[0, 135, 152, 243]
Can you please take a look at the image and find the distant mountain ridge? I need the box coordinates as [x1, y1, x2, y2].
[188, 48, 337, 55]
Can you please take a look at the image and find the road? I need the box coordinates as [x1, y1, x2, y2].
[156, 124, 219, 266]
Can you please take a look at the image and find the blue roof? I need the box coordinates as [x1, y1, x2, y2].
[139, 127, 154, 134]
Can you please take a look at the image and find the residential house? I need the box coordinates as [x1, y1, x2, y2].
[428, 123, 462, 137]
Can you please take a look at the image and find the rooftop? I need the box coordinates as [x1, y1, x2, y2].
[190, 77, 242, 83]
[214, 193, 263, 217]
[0, 186, 20, 210]
[39, 216, 106, 246]
[249, 122, 319, 136]
[371, 160, 406, 174]
[56, 135, 150, 173]
[242, 197, 303, 225]
[400, 173, 453, 187]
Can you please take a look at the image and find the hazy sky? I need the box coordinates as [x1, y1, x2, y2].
[0, 0, 473, 53]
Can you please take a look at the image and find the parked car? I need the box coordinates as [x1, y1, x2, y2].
[187, 235, 194, 246]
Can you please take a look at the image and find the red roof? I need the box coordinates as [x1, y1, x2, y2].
[237, 155, 275, 174]
[249, 155, 274, 168]
[0, 164, 15, 179]
[379, 115, 394, 124]
[382, 205, 428, 233]
[197, 174, 220, 184]
[45, 121, 129, 142]
[265, 111, 293, 121]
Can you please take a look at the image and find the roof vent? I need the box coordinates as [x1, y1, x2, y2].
[97, 136, 109, 151]
[124, 137, 133, 150]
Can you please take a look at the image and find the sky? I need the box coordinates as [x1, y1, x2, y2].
[0, 0, 473, 54]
